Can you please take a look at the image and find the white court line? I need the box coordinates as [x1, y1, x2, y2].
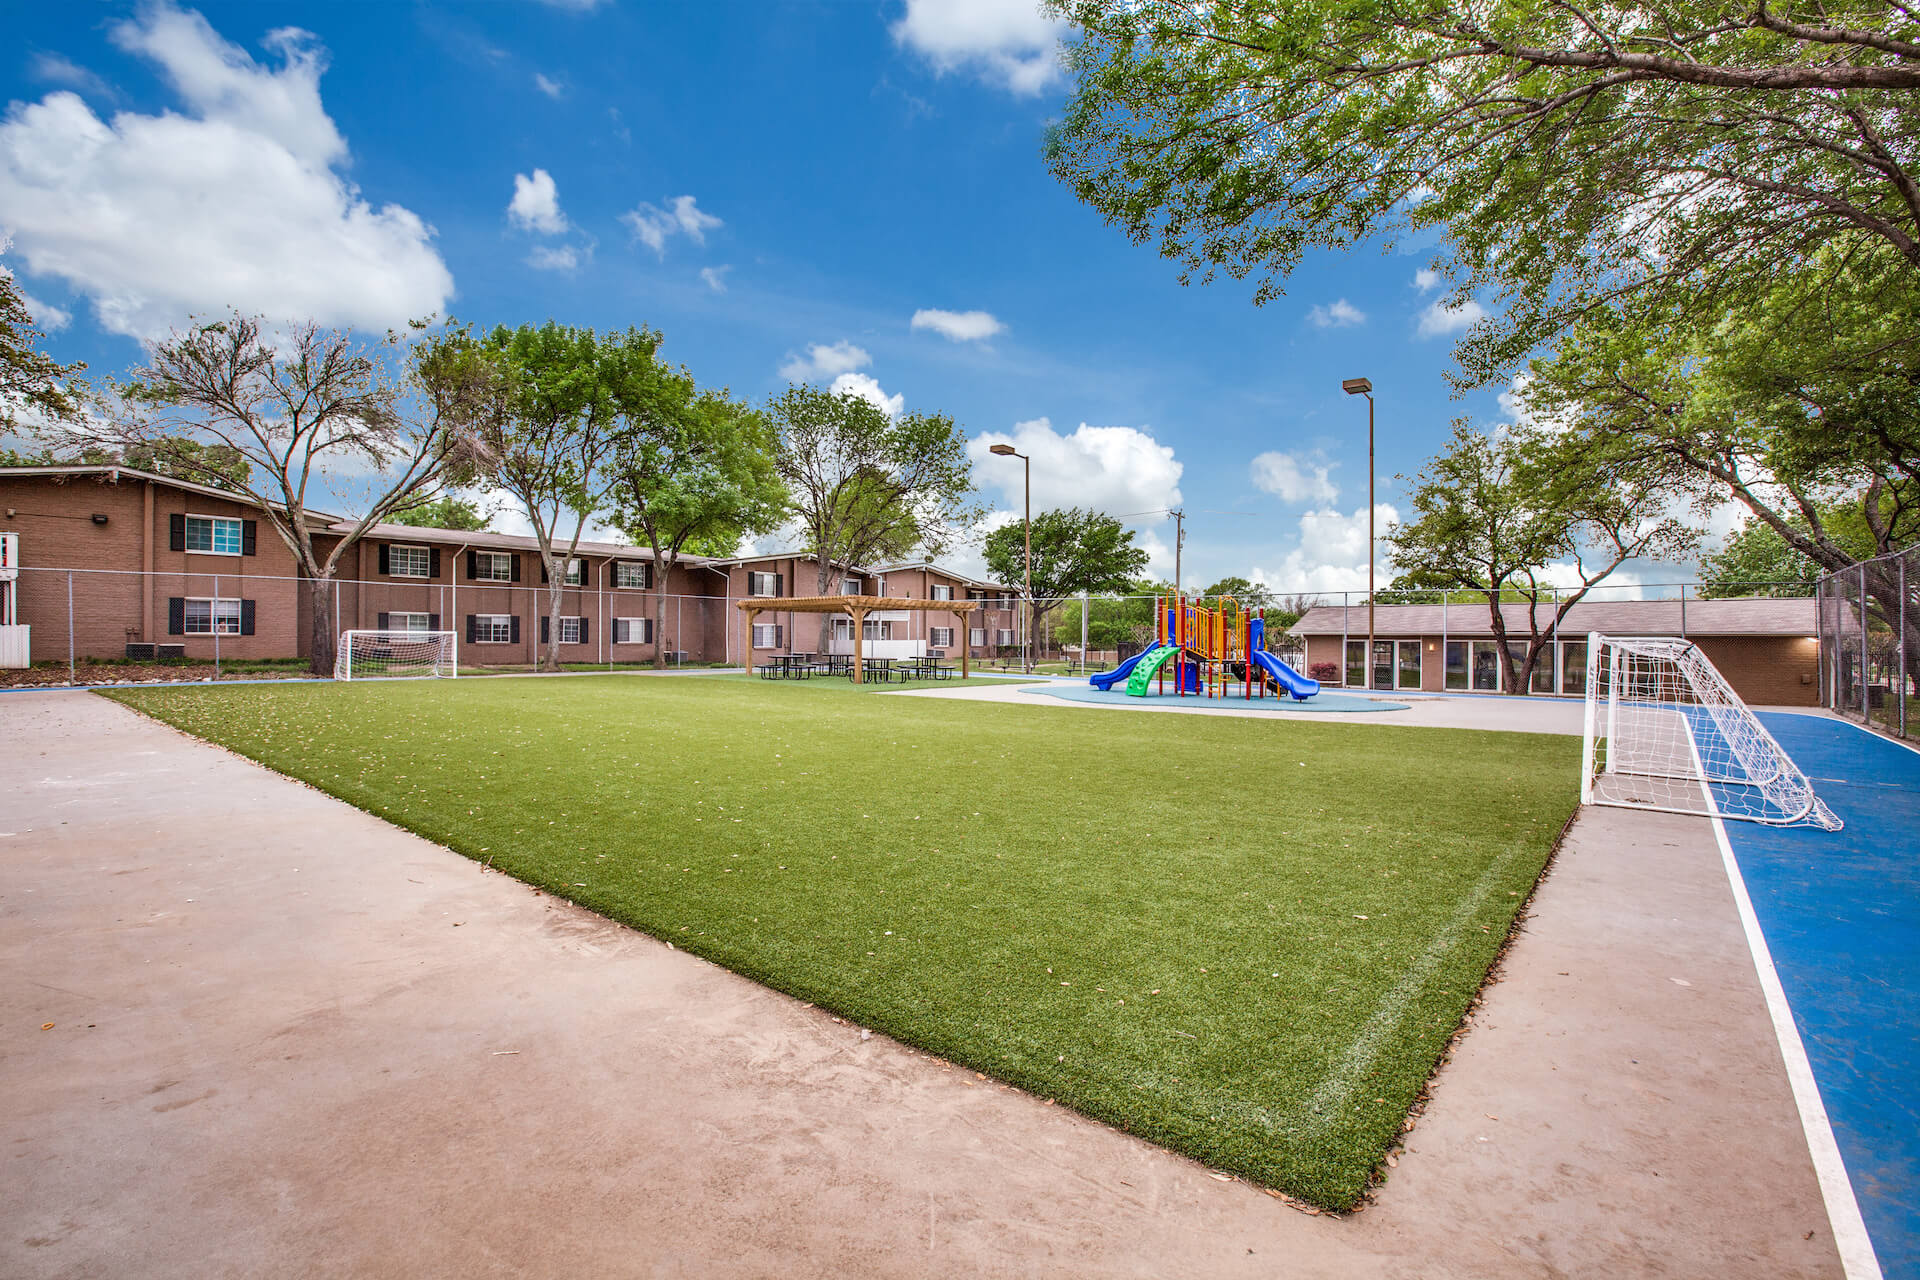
[1687, 732, 1884, 1280]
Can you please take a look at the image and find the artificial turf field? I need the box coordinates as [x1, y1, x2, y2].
[106, 674, 1580, 1210]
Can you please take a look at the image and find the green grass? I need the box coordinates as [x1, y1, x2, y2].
[104, 675, 1578, 1209]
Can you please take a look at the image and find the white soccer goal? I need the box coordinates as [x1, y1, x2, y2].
[334, 629, 458, 681]
[1581, 633, 1840, 830]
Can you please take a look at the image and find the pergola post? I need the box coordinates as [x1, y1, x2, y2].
[851, 605, 867, 684]
[743, 606, 758, 671]
[961, 605, 972, 678]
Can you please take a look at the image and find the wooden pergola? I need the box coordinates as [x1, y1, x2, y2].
[736, 595, 981, 683]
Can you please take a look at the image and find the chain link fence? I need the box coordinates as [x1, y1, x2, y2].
[1817, 542, 1917, 739]
[0, 564, 735, 682]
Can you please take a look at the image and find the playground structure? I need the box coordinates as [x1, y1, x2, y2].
[1090, 595, 1320, 700]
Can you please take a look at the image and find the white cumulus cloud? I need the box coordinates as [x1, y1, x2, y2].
[1250, 451, 1338, 505]
[1413, 268, 1442, 292]
[621, 194, 721, 256]
[1417, 297, 1489, 338]
[1308, 298, 1365, 328]
[0, 4, 453, 340]
[780, 339, 871, 382]
[508, 168, 567, 234]
[830, 372, 904, 418]
[526, 244, 579, 272]
[911, 308, 1004, 342]
[891, 0, 1066, 96]
[969, 417, 1183, 521]
[1250, 503, 1401, 594]
[700, 265, 731, 293]
[533, 73, 565, 99]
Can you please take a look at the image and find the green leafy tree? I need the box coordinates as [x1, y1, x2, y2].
[770, 383, 979, 649]
[391, 494, 490, 531]
[1200, 576, 1274, 612]
[1697, 521, 1828, 598]
[1047, 0, 1920, 384]
[65, 313, 499, 674]
[1054, 577, 1175, 654]
[0, 269, 87, 431]
[471, 323, 642, 672]
[984, 507, 1149, 659]
[1386, 423, 1696, 693]
[606, 370, 786, 668]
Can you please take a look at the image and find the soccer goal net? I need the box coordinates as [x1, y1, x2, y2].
[1581, 633, 1840, 830]
[334, 630, 458, 681]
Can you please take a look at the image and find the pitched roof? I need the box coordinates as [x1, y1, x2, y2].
[0, 464, 342, 525]
[1288, 596, 1816, 638]
[335, 520, 724, 564]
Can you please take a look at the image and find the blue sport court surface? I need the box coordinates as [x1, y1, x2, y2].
[1733, 713, 1920, 1279]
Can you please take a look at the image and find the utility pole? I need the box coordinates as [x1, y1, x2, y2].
[1171, 507, 1185, 599]
[989, 443, 1033, 671]
[1342, 378, 1375, 687]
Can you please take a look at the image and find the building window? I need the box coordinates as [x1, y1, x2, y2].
[840, 577, 862, 595]
[474, 551, 515, 582]
[476, 614, 514, 643]
[185, 515, 242, 555]
[931, 584, 952, 601]
[751, 623, 782, 649]
[748, 571, 780, 597]
[1445, 640, 1469, 691]
[558, 616, 583, 645]
[931, 627, 954, 648]
[388, 545, 431, 578]
[1561, 640, 1588, 696]
[970, 628, 985, 646]
[1398, 640, 1422, 690]
[873, 576, 888, 597]
[615, 561, 650, 590]
[1345, 640, 1366, 687]
[388, 612, 431, 634]
[614, 617, 654, 645]
[563, 558, 584, 586]
[184, 598, 242, 635]
[995, 629, 1014, 646]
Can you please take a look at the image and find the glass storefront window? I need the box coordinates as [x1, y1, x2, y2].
[1398, 640, 1422, 689]
[1372, 640, 1394, 690]
[1445, 641, 1469, 690]
[1345, 640, 1365, 687]
[1562, 641, 1588, 695]
[1471, 640, 1501, 691]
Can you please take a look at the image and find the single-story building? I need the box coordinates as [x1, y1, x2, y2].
[1288, 598, 1820, 706]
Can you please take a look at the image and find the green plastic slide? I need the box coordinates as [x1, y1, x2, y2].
[1126, 643, 1180, 696]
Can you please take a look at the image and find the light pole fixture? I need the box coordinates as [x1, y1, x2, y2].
[989, 442, 1032, 671]
[1342, 377, 1375, 689]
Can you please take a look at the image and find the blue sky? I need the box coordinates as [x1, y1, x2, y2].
[0, 0, 1683, 592]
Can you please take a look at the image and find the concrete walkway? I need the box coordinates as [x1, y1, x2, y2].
[2, 692, 1840, 1277]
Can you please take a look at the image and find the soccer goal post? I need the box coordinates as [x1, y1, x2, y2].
[1581, 633, 1840, 831]
[334, 630, 458, 681]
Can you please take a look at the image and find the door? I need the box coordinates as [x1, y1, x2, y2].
[1397, 640, 1422, 690]
[1372, 640, 1394, 690]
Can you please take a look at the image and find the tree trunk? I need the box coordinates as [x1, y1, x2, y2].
[816, 559, 835, 654]
[1485, 600, 1523, 694]
[545, 574, 564, 672]
[309, 576, 336, 677]
[651, 564, 670, 670]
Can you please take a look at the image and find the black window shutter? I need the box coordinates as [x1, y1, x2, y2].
[167, 597, 184, 634]
[240, 599, 256, 636]
[465, 615, 477, 643]
[509, 555, 521, 583]
[540, 614, 550, 645]
[429, 613, 440, 631]
[646, 618, 655, 644]
[377, 611, 389, 630]
[168, 513, 185, 551]
[644, 562, 653, 589]
[377, 544, 390, 575]
[429, 548, 441, 579]
[776, 625, 784, 649]
[509, 615, 521, 645]
[466, 550, 478, 579]
[774, 573, 783, 596]
[242, 520, 257, 556]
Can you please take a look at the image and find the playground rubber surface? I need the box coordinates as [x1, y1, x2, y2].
[1725, 713, 1920, 1279]
[1022, 684, 1411, 712]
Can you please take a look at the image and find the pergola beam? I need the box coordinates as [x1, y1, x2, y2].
[733, 594, 982, 682]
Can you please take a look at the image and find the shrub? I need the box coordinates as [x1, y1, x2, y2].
[1309, 662, 1340, 682]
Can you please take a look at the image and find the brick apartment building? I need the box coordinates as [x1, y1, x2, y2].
[1290, 599, 1822, 706]
[0, 465, 1012, 668]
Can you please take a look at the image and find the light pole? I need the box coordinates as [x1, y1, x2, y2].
[1342, 377, 1375, 689]
[989, 442, 1032, 671]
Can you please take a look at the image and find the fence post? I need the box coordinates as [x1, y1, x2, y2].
[1080, 591, 1089, 674]
[213, 572, 221, 679]
[1860, 564, 1870, 722]
[67, 570, 75, 684]
[1901, 556, 1909, 739]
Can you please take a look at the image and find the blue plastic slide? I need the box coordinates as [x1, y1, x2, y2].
[1250, 648, 1320, 701]
[1089, 642, 1162, 691]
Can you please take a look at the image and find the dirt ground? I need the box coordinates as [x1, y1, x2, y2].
[1, 690, 1844, 1278]
[0, 660, 314, 688]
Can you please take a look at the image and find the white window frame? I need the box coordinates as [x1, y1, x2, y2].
[751, 622, 781, 649]
[748, 571, 780, 597]
[614, 617, 654, 645]
[557, 616, 584, 645]
[184, 513, 243, 556]
[873, 576, 888, 597]
[1397, 639, 1423, 691]
[183, 597, 242, 635]
[841, 577, 862, 595]
[615, 561, 650, 590]
[995, 628, 1015, 646]
[388, 612, 431, 634]
[562, 558, 585, 586]
[970, 628, 985, 646]
[475, 614, 514, 643]
[931, 584, 952, 601]
[388, 544, 432, 578]
[931, 627, 954, 648]
[474, 551, 515, 582]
